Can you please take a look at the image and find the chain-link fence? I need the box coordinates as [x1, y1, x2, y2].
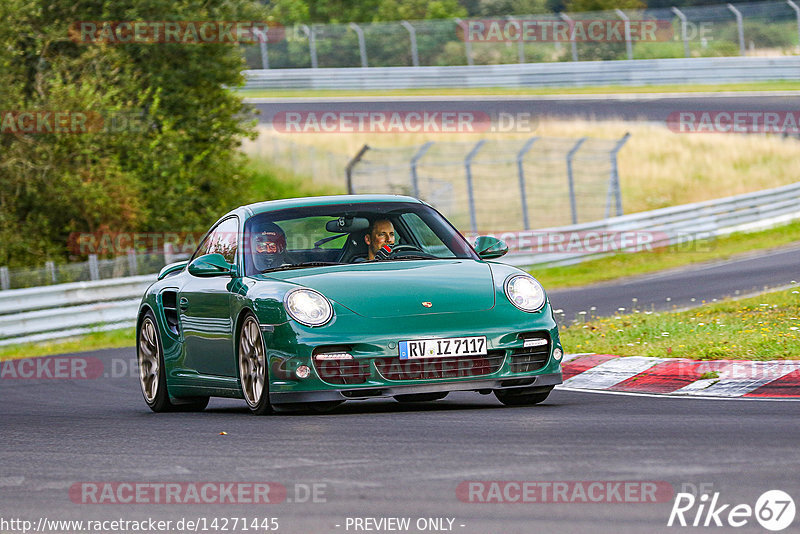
[243, 0, 800, 69]
[346, 135, 629, 233]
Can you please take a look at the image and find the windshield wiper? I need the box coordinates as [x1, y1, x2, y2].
[263, 262, 343, 273]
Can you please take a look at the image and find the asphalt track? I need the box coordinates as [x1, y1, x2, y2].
[250, 92, 800, 124]
[2, 351, 799, 534]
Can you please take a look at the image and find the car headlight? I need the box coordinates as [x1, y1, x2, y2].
[504, 275, 546, 312]
[284, 289, 333, 327]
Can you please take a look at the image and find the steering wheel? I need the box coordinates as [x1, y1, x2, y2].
[386, 244, 437, 259]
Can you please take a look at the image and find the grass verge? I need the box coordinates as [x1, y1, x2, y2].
[531, 219, 800, 289]
[237, 80, 800, 98]
[559, 286, 800, 360]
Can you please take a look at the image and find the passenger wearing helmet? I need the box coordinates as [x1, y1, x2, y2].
[251, 221, 287, 272]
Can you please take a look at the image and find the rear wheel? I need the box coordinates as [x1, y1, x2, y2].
[137, 311, 208, 412]
[394, 392, 448, 403]
[494, 386, 553, 406]
[238, 313, 273, 415]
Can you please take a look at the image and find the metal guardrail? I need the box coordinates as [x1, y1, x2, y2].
[1, 181, 798, 346]
[0, 276, 154, 346]
[502, 181, 800, 267]
[243, 56, 800, 90]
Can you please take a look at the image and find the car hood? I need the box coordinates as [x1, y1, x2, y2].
[257, 260, 496, 318]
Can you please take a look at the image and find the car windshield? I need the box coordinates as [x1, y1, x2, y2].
[243, 201, 478, 275]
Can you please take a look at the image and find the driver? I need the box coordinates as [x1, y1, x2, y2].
[250, 221, 287, 271]
[365, 219, 395, 260]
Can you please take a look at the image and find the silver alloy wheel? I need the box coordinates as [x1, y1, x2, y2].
[239, 316, 266, 407]
[138, 317, 160, 403]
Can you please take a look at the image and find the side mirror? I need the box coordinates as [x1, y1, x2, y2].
[474, 236, 508, 259]
[187, 253, 233, 277]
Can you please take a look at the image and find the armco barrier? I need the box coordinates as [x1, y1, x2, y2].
[0, 276, 154, 346]
[502, 181, 800, 267]
[1, 181, 799, 345]
[243, 56, 800, 90]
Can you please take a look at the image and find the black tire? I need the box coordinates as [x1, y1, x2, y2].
[137, 310, 209, 412]
[394, 392, 449, 403]
[238, 312, 273, 415]
[494, 386, 553, 406]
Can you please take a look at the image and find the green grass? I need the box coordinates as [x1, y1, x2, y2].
[559, 287, 800, 360]
[531, 219, 800, 290]
[237, 80, 800, 99]
[0, 328, 135, 361]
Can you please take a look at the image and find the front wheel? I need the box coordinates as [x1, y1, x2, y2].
[494, 386, 553, 406]
[238, 313, 273, 415]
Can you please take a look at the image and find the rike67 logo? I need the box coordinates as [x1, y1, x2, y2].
[668, 489, 795, 531]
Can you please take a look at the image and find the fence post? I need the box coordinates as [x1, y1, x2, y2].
[788, 0, 800, 51]
[559, 13, 579, 61]
[45, 261, 56, 284]
[671, 7, 691, 58]
[409, 142, 434, 198]
[516, 137, 539, 230]
[299, 24, 318, 68]
[614, 9, 634, 60]
[455, 18, 474, 66]
[88, 254, 100, 281]
[606, 133, 630, 218]
[346, 145, 371, 194]
[253, 28, 270, 69]
[0, 266, 10, 290]
[566, 137, 587, 225]
[400, 21, 420, 67]
[349, 23, 368, 67]
[127, 249, 138, 276]
[464, 140, 486, 233]
[727, 3, 745, 55]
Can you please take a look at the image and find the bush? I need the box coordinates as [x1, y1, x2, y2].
[0, 0, 267, 267]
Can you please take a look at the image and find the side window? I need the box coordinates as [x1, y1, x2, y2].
[193, 217, 239, 263]
[207, 217, 239, 263]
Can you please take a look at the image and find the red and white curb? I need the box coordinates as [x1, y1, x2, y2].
[558, 353, 800, 398]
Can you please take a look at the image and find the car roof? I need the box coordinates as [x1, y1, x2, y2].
[237, 194, 425, 217]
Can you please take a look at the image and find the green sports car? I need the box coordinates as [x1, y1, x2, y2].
[136, 195, 563, 414]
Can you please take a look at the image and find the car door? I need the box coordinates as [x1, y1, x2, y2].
[179, 216, 240, 377]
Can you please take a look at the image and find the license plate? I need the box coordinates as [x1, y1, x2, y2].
[398, 336, 487, 360]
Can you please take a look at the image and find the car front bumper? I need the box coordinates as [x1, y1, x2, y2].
[269, 371, 562, 403]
